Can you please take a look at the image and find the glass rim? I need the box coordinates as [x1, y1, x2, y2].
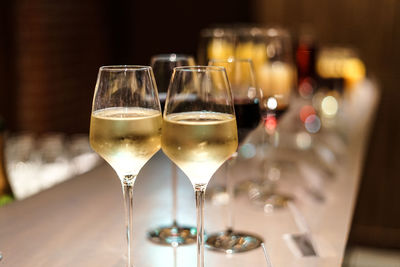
[208, 58, 253, 64]
[200, 27, 235, 37]
[265, 26, 290, 37]
[235, 26, 268, 37]
[173, 65, 226, 72]
[151, 54, 194, 62]
[99, 65, 151, 71]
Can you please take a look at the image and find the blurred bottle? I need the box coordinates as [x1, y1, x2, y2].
[296, 29, 318, 99]
[316, 47, 366, 90]
[0, 117, 14, 205]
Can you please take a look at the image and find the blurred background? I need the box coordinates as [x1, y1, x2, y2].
[0, 0, 399, 265]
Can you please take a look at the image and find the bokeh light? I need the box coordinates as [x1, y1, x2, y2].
[296, 131, 312, 150]
[321, 95, 339, 117]
[298, 78, 315, 98]
[299, 105, 316, 122]
[267, 97, 278, 110]
[305, 114, 321, 133]
[264, 115, 277, 133]
[239, 143, 257, 159]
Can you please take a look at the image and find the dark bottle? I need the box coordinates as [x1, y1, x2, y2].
[0, 117, 14, 205]
[296, 32, 318, 98]
[296, 36, 317, 81]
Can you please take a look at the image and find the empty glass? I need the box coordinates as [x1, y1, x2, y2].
[250, 27, 297, 210]
[206, 58, 263, 253]
[147, 54, 197, 246]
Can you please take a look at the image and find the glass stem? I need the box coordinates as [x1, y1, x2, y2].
[172, 164, 178, 226]
[121, 175, 136, 267]
[173, 245, 178, 267]
[226, 152, 237, 233]
[261, 118, 268, 182]
[195, 185, 206, 267]
[261, 117, 279, 183]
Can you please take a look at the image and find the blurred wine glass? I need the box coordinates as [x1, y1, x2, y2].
[206, 58, 263, 253]
[147, 54, 197, 246]
[249, 27, 297, 210]
[198, 27, 236, 65]
[235, 25, 269, 75]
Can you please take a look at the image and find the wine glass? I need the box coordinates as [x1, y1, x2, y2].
[89, 66, 162, 267]
[198, 27, 236, 65]
[206, 58, 263, 253]
[234, 25, 269, 75]
[147, 54, 197, 246]
[150, 54, 196, 111]
[162, 66, 238, 267]
[250, 27, 297, 210]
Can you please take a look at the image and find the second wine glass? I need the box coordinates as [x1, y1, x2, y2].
[162, 66, 238, 267]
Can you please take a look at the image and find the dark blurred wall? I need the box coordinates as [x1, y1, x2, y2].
[0, 3, 17, 129]
[0, 0, 250, 133]
[252, 0, 400, 248]
[15, 0, 111, 134]
[124, 0, 251, 64]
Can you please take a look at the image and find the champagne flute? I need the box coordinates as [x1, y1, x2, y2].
[206, 58, 263, 253]
[162, 66, 238, 267]
[89, 66, 162, 267]
[147, 54, 197, 246]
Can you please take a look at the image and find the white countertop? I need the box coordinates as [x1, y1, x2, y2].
[0, 80, 378, 267]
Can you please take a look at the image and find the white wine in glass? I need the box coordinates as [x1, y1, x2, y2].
[89, 66, 162, 267]
[162, 111, 237, 186]
[162, 66, 238, 267]
[91, 107, 161, 177]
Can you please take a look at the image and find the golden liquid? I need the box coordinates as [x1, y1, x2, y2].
[90, 107, 162, 177]
[162, 111, 238, 186]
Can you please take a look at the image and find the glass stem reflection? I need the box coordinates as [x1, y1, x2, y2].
[121, 174, 137, 267]
[195, 185, 206, 267]
[173, 244, 178, 267]
[172, 164, 178, 226]
[262, 115, 279, 184]
[226, 152, 238, 232]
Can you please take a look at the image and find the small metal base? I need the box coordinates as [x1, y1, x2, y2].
[206, 230, 263, 253]
[147, 224, 197, 246]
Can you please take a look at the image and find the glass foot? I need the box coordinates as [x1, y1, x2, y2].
[147, 224, 197, 246]
[206, 230, 263, 253]
[251, 192, 293, 211]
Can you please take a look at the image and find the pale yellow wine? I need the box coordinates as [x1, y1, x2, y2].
[162, 111, 238, 186]
[90, 107, 162, 177]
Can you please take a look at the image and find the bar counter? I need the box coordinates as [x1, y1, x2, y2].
[0, 81, 378, 267]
